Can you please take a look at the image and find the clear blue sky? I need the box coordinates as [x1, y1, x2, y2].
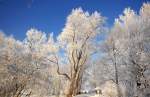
[0, 0, 149, 40]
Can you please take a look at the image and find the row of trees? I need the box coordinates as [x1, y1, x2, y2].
[0, 2, 149, 97]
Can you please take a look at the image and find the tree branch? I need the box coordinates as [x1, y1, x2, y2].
[46, 56, 71, 80]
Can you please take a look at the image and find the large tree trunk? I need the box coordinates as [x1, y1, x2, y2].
[66, 68, 83, 97]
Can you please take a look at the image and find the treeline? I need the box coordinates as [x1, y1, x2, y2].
[0, 2, 150, 97]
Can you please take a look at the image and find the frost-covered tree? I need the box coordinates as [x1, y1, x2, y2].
[0, 29, 59, 97]
[24, 28, 60, 96]
[0, 32, 32, 97]
[54, 8, 105, 97]
[104, 3, 150, 97]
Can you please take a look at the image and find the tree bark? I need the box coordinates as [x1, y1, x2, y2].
[66, 68, 83, 97]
